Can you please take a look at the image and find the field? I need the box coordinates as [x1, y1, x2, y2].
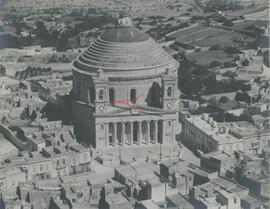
[186, 50, 234, 66]
[173, 26, 255, 48]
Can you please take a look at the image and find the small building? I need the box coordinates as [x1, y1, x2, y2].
[166, 194, 194, 209]
[181, 114, 244, 153]
[114, 162, 165, 202]
[159, 160, 194, 196]
[241, 194, 266, 209]
[104, 193, 132, 209]
[190, 176, 249, 209]
[200, 151, 236, 175]
[241, 173, 269, 200]
[0, 164, 26, 191]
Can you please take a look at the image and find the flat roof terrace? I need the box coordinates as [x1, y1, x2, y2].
[0, 133, 18, 160]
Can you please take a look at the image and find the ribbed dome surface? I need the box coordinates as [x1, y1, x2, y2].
[72, 19, 178, 78]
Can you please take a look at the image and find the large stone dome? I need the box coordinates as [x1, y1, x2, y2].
[72, 17, 179, 78]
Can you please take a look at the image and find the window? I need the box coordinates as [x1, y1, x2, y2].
[109, 88, 115, 105]
[73, 158, 76, 164]
[63, 159, 66, 165]
[130, 89, 136, 104]
[40, 165, 43, 172]
[168, 121, 171, 127]
[100, 124, 104, 130]
[99, 89, 104, 100]
[234, 197, 237, 203]
[83, 154, 87, 161]
[56, 160, 60, 166]
[167, 86, 172, 97]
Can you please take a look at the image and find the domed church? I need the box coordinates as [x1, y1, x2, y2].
[71, 15, 180, 148]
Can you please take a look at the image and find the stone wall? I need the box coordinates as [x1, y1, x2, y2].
[0, 123, 28, 151]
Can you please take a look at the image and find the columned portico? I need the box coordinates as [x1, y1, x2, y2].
[105, 120, 163, 147]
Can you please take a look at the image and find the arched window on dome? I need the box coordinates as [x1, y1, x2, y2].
[167, 86, 173, 97]
[99, 89, 104, 101]
[109, 88, 115, 105]
[130, 89, 136, 104]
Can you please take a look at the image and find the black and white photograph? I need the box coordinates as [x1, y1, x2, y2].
[0, 0, 269, 208]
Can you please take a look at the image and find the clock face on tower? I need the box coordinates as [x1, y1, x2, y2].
[99, 105, 104, 112]
[130, 108, 140, 115]
[167, 102, 172, 108]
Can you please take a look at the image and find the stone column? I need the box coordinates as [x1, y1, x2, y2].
[105, 123, 109, 146]
[154, 121, 158, 144]
[130, 122, 133, 145]
[122, 122, 125, 145]
[87, 88, 91, 103]
[138, 121, 141, 145]
[113, 123, 117, 146]
[147, 121, 150, 144]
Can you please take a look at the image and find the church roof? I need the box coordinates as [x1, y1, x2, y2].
[72, 17, 179, 78]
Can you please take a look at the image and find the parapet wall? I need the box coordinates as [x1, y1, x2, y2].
[0, 123, 28, 151]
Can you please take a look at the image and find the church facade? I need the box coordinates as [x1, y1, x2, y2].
[71, 16, 180, 148]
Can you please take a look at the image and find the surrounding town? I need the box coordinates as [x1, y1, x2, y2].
[0, 0, 269, 209]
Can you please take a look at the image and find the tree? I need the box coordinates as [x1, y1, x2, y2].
[219, 96, 229, 103]
[209, 97, 218, 106]
[241, 58, 250, 66]
[47, 54, 57, 63]
[35, 21, 49, 40]
[209, 44, 220, 50]
[239, 110, 253, 123]
[15, 24, 22, 36]
[0, 64, 6, 77]
[30, 110, 37, 121]
[235, 91, 251, 104]
[223, 70, 237, 78]
[209, 60, 221, 68]
[234, 160, 247, 182]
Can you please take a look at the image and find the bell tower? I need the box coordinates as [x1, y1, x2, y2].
[94, 69, 108, 114]
[162, 69, 179, 111]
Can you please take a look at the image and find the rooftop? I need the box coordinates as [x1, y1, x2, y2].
[186, 115, 242, 145]
[106, 193, 130, 206]
[166, 194, 194, 208]
[202, 151, 234, 161]
[115, 161, 157, 182]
